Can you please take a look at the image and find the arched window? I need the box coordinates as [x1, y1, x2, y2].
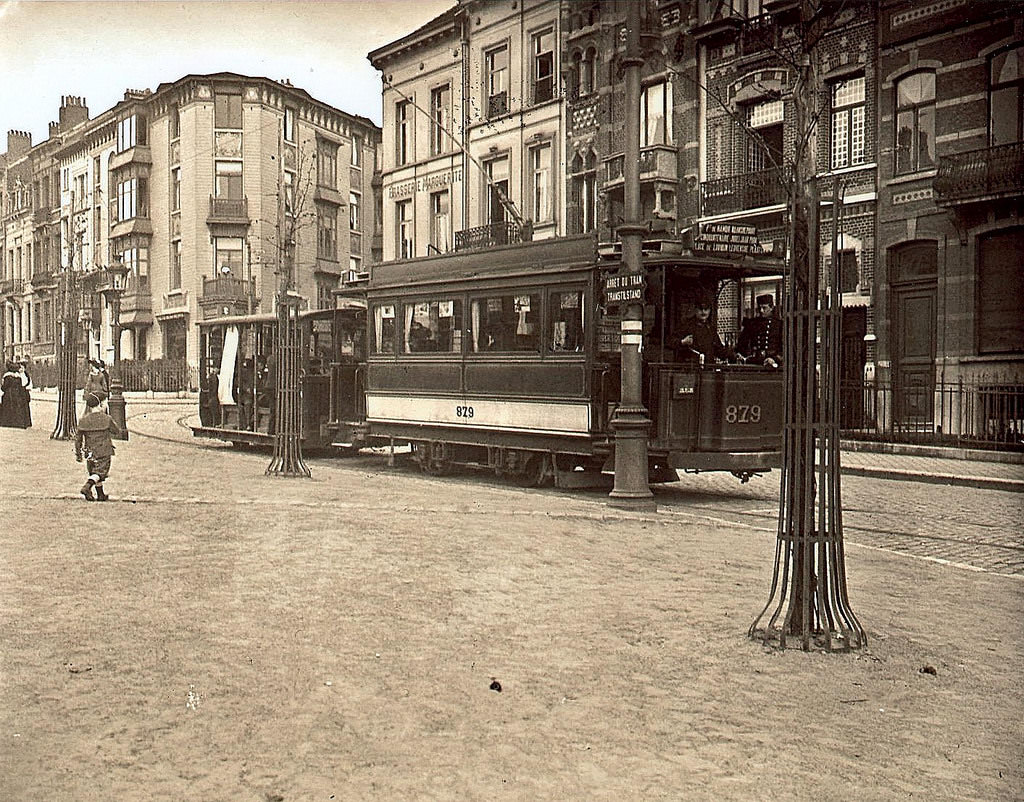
[989, 44, 1024, 146]
[581, 48, 597, 96]
[894, 72, 935, 174]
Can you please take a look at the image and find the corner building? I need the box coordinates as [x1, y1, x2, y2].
[1, 74, 380, 376]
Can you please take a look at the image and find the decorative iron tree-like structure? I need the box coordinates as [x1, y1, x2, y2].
[265, 243, 310, 478]
[749, 0, 866, 652]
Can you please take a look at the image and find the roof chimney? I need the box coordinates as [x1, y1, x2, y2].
[6, 130, 32, 159]
[59, 95, 90, 131]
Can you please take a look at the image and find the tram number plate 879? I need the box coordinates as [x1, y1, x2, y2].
[724, 404, 761, 424]
[456, 405, 475, 419]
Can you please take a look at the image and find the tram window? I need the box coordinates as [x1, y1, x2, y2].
[372, 304, 397, 354]
[469, 292, 541, 353]
[549, 290, 584, 352]
[403, 298, 463, 353]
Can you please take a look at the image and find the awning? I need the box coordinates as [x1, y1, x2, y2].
[118, 310, 154, 327]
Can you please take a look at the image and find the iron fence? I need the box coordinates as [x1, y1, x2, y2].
[118, 359, 198, 392]
[841, 379, 1024, 451]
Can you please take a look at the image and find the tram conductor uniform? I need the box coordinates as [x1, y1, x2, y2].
[736, 294, 783, 368]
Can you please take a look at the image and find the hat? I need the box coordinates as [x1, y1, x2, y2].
[5, 360, 18, 372]
[89, 359, 105, 369]
[756, 294, 775, 306]
[84, 392, 101, 408]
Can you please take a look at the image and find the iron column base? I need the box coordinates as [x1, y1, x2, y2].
[608, 405, 656, 511]
[107, 379, 129, 441]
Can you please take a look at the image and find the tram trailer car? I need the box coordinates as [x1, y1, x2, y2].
[191, 304, 367, 450]
[363, 234, 783, 488]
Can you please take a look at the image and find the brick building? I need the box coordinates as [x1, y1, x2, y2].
[0, 74, 380, 377]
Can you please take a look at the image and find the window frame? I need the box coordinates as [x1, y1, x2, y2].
[894, 71, 936, 175]
[318, 139, 338, 188]
[402, 298, 464, 354]
[396, 199, 414, 259]
[430, 84, 452, 156]
[396, 100, 411, 166]
[988, 44, 1024, 146]
[317, 203, 338, 261]
[430, 189, 451, 254]
[214, 92, 243, 130]
[485, 43, 510, 118]
[529, 141, 553, 224]
[830, 76, 867, 170]
[532, 27, 555, 105]
[284, 107, 297, 144]
[640, 80, 673, 147]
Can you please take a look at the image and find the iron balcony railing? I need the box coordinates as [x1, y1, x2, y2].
[208, 195, 249, 223]
[933, 142, 1024, 205]
[700, 167, 790, 217]
[201, 275, 255, 302]
[454, 221, 525, 252]
[1, 278, 25, 297]
[840, 379, 1024, 451]
[602, 145, 679, 189]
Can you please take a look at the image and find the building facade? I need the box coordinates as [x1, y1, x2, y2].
[369, 0, 569, 262]
[0, 74, 381, 377]
[369, 0, 1023, 445]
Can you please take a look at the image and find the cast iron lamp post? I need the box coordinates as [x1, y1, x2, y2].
[102, 260, 129, 440]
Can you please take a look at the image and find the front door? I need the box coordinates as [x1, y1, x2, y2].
[839, 307, 866, 429]
[892, 283, 936, 429]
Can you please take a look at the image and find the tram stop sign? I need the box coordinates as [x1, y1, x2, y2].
[604, 271, 645, 304]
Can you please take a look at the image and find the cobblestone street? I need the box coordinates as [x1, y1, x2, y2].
[1, 398, 1022, 801]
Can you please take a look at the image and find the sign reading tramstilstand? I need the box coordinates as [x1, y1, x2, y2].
[604, 271, 645, 304]
[694, 222, 767, 257]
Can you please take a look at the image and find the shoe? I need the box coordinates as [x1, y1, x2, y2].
[80, 481, 95, 501]
[94, 486, 109, 502]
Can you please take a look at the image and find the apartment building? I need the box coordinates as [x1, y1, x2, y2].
[882, 0, 1024, 428]
[369, 0, 566, 261]
[0, 74, 381, 373]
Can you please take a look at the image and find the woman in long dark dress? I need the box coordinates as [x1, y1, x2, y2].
[0, 361, 31, 428]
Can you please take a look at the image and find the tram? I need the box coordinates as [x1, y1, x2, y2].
[191, 301, 367, 449]
[363, 234, 784, 487]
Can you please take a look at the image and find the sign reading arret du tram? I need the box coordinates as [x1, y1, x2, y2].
[604, 271, 645, 303]
[694, 222, 767, 256]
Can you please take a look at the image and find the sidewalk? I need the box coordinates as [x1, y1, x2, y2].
[28, 389, 1024, 491]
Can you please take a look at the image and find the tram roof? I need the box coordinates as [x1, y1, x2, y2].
[369, 234, 599, 292]
[369, 234, 784, 292]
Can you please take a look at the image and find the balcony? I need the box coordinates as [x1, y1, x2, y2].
[454, 221, 529, 253]
[934, 142, 1024, 207]
[199, 275, 255, 317]
[700, 167, 789, 217]
[108, 145, 153, 171]
[119, 274, 152, 316]
[207, 195, 249, 226]
[602, 145, 679, 191]
[30, 269, 57, 288]
[1, 278, 26, 300]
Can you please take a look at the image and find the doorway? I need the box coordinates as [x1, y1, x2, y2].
[890, 242, 938, 431]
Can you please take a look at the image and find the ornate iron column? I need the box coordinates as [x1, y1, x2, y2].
[51, 223, 80, 441]
[608, 0, 653, 508]
[103, 261, 129, 441]
[750, 48, 865, 652]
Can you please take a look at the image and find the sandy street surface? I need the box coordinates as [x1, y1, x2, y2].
[0, 401, 1022, 801]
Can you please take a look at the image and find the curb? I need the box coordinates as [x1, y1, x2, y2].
[842, 465, 1024, 493]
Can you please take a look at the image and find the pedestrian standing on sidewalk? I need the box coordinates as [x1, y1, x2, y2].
[0, 360, 31, 428]
[84, 359, 109, 408]
[17, 360, 32, 428]
[74, 391, 121, 502]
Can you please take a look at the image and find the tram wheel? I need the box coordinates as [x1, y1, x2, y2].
[511, 453, 549, 488]
[418, 441, 452, 477]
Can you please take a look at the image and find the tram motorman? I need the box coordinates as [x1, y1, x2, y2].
[671, 295, 733, 366]
[736, 293, 782, 368]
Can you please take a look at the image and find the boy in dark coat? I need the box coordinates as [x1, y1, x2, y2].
[75, 392, 121, 501]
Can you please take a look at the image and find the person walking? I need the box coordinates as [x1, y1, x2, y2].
[0, 360, 31, 428]
[17, 360, 32, 428]
[74, 391, 121, 501]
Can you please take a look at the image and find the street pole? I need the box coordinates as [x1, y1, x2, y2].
[105, 264, 128, 441]
[608, 0, 653, 509]
[51, 198, 79, 440]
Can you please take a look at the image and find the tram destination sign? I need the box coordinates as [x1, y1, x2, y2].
[693, 222, 767, 257]
[604, 271, 645, 303]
